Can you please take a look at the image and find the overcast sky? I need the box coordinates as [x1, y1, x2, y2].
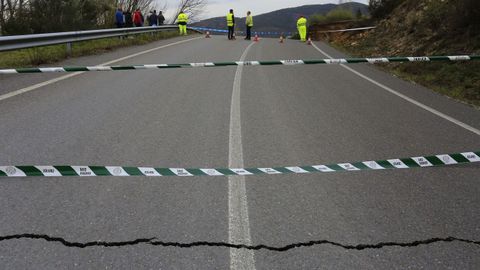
[158, 0, 368, 20]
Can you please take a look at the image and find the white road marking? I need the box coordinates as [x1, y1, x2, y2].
[0, 36, 203, 102]
[229, 42, 256, 270]
[311, 42, 480, 136]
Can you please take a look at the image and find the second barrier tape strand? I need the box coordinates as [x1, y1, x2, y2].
[1, 55, 478, 74]
[0, 151, 478, 177]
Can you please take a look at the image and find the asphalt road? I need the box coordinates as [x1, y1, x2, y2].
[0, 34, 479, 269]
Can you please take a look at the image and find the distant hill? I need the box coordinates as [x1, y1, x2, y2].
[193, 3, 368, 33]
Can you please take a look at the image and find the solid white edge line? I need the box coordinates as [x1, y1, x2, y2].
[0, 36, 203, 102]
[311, 42, 480, 136]
[228, 42, 256, 270]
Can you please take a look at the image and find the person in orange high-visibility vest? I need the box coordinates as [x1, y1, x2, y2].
[297, 15, 307, 42]
[177, 11, 188, 35]
[227, 9, 235, 40]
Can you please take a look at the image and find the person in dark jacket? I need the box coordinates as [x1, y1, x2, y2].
[149, 10, 158, 26]
[115, 8, 124, 28]
[124, 10, 133, 28]
[158, 11, 165, 25]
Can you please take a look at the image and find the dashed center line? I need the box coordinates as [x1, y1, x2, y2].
[228, 42, 256, 270]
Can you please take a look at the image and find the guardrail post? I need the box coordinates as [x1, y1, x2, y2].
[66, 42, 72, 56]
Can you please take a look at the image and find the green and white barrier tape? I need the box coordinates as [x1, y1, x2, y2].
[1, 55, 478, 74]
[1, 151, 478, 177]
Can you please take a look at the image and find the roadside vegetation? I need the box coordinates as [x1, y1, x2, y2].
[323, 0, 480, 107]
[0, 0, 206, 35]
[308, 8, 357, 26]
[0, 31, 178, 68]
[0, 0, 206, 68]
[0, 0, 160, 35]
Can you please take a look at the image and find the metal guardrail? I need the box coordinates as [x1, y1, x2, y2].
[0, 25, 198, 52]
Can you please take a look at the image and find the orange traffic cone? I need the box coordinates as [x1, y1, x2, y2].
[205, 31, 211, 38]
[279, 36, 284, 43]
[307, 37, 312, 45]
[253, 34, 259, 42]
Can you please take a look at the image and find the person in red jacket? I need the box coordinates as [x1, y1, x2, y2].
[133, 9, 143, 27]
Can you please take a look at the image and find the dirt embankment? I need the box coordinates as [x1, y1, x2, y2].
[313, 0, 480, 107]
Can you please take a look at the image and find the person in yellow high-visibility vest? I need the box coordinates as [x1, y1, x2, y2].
[297, 15, 307, 42]
[177, 11, 188, 35]
[245, 11, 253, 40]
[227, 9, 235, 40]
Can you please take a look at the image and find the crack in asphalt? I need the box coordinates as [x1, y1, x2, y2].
[0, 234, 478, 251]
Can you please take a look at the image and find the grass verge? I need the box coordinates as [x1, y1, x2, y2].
[0, 31, 179, 68]
[329, 36, 480, 108]
[387, 62, 480, 107]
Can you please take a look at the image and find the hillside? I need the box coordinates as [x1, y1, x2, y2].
[337, 1, 479, 55]
[327, 0, 480, 106]
[193, 2, 368, 33]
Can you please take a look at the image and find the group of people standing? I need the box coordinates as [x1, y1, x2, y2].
[173, 9, 253, 39]
[131, 8, 307, 42]
[115, 8, 165, 28]
[226, 9, 253, 40]
[224, 10, 307, 42]
[224, 10, 308, 42]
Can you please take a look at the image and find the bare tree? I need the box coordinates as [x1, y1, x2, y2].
[0, 0, 30, 34]
[172, 0, 207, 23]
[0, 0, 170, 35]
[0, 0, 6, 33]
[116, 0, 165, 13]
